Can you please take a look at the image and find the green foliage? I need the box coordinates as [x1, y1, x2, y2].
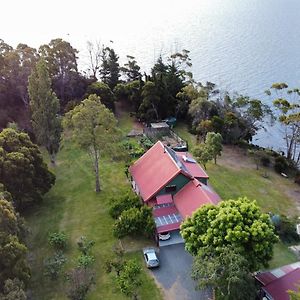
[100, 46, 120, 90]
[77, 236, 95, 255]
[66, 267, 95, 300]
[181, 197, 278, 271]
[77, 254, 95, 269]
[28, 58, 61, 163]
[267, 83, 300, 162]
[0, 128, 55, 209]
[63, 94, 121, 192]
[0, 195, 30, 291]
[139, 137, 154, 149]
[109, 193, 141, 219]
[192, 246, 256, 300]
[0, 234, 30, 288]
[122, 140, 145, 158]
[274, 215, 300, 244]
[0, 278, 27, 300]
[116, 259, 142, 299]
[48, 232, 67, 250]
[288, 284, 300, 300]
[205, 132, 223, 164]
[113, 206, 155, 239]
[44, 252, 67, 280]
[193, 143, 213, 169]
[85, 81, 115, 110]
[121, 55, 141, 82]
[274, 156, 289, 173]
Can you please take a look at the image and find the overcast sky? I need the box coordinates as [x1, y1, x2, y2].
[1, 0, 201, 72]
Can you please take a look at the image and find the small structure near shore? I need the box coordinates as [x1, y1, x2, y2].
[143, 122, 188, 151]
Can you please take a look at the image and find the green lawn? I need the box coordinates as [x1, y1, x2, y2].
[25, 113, 162, 300]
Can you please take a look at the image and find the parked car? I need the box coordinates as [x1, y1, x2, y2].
[143, 247, 159, 268]
[158, 231, 171, 241]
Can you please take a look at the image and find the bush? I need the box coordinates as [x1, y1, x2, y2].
[78, 254, 95, 269]
[295, 172, 300, 185]
[261, 155, 271, 167]
[44, 252, 67, 280]
[139, 137, 154, 149]
[77, 236, 95, 255]
[109, 193, 141, 219]
[274, 215, 300, 244]
[274, 156, 288, 173]
[66, 267, 95, 300]
[113, 206, 155, 239]
[48, 232, 67, 250]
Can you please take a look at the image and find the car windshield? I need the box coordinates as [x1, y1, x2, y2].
[147, 252, 157, 260]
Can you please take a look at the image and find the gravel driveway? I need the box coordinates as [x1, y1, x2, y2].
[150, 243, 212, 300]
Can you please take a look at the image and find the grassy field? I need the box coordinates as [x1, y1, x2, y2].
[25, 113, 162, 300]
[175, 122, 299, 268]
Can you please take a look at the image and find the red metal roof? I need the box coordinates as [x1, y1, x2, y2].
[156, 222, 181, 233]
[176, 152, 209, 178]
[156, 194, 173, 205]
[263, 268, 300, 300]
[174, 179, 220, 218]
[152, 205, 178, 217]
[129, 141, 188, 202]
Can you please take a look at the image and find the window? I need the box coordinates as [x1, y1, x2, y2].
[165, 185, 176, 192]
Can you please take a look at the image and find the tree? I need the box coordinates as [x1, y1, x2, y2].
[85, 82, 115, 110]
[205, 132, 223, 164]
[0, 193, 30, 291]
[181, 197, 278, 271]
[28, 58, 61, 164]
[39, 39, 88, 108]
[0, 278, 27, 300]
[121, 55, 141, 82]
[86, 40, 102, 80]
[113, 206, 155, 238]
[266, 83, 300, 164]
[116, 259, 142, 300]
[193, 143, 213, 170]
[192, 246, 256, 300]
[109, 192, 141, 219]
[139, 81, 160, 121]
[63, 94, 120, 192]
[100, 46, 120, 90]
[0, 128, 55, 209]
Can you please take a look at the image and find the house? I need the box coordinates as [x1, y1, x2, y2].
[255, 262, 300, 299]
[129, 141, 220, 238]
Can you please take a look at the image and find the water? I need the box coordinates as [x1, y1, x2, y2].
[2, 0, 300, 152]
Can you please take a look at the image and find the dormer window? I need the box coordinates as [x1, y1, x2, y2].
[165, 185, 176, 192]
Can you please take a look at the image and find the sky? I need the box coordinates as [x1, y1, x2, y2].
[1, 0, 201, 72]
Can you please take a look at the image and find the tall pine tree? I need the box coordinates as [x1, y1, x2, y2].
[28, 58, 61, 164]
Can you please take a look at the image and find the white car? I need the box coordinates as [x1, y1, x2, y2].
[158, 231, 171, 241]
[143, 247, 159, 268]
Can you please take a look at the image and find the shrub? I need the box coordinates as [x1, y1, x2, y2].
[66, 267, 95, 300]
[274, 214, 300, 244]
[113, 206, 155, 239]
[295, 172, 300, 185]
[109, 193, 141, 219]
[48, 232, 67, 250]
[44, 252, 67, 280]
[261, 155, 271, 167]
[78, 254, 95, 269]
[274, 156, 288, 173]
[77, 236, 95, 255]
[139, 137, 154, 149]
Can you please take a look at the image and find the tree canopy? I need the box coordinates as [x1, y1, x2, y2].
[192, 246, 256, 300]
[63, 94, 120, 192]
[181, 197, 278, 271]
[28, 58, 61, 163]
[0, 128, 55, 209]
